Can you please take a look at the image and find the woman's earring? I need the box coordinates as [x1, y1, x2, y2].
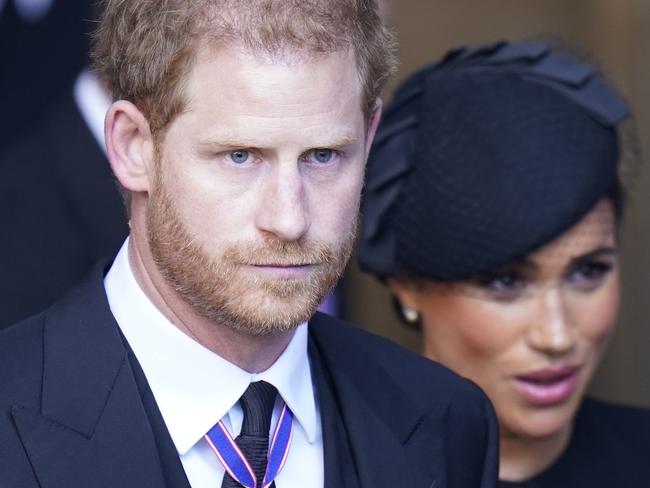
[402, 306, 420, 324]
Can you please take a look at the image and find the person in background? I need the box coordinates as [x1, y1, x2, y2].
[0, 69, 128, 329]
[0, 2, 498, 487]
[360, 41, 650, 487]
[0, 0, 128, 328]
[0, 0, 94, 148]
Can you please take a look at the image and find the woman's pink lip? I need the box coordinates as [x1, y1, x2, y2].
[513, 365, 581, 406]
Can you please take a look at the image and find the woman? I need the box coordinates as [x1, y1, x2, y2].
[359, 41, 650, 486]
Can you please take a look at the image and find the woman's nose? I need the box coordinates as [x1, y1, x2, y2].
[526, 287, 577, 357]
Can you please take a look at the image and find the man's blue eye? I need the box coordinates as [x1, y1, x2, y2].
[312, 149, 334, 164]
[230, 150, 250, 164]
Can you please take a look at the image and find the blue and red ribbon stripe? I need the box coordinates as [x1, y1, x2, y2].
[205, 402, 294, 488]
[263, 405, 293, 488]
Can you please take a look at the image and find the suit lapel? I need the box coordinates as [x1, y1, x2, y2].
[309, 313, 445, 488]
[11, 265, 168, 488]
[309, 336, 361, 488]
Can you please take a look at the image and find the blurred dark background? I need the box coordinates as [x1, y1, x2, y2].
[0, 0, 95, 149]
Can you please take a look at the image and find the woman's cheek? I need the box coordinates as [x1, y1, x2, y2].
[578, 277, 619, 352]
[421, 295, 524, 373]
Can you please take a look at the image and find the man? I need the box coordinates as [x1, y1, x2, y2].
[0, 1, 498, 487]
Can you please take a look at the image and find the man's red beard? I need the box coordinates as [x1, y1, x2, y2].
[146, 173, 356, 336]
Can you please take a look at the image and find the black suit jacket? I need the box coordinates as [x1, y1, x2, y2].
[0, 91, 128, 328]
[0, 265, 498, 487]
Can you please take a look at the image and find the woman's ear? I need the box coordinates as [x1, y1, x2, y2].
[388, 277, 422, 327]
[387, 276, 420, 311]
[104, 100, 155, 194]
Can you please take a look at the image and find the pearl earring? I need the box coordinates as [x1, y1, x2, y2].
[402, 307, 419, 324]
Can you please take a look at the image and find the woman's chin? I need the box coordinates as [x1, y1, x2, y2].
[502, 400, 578, 441]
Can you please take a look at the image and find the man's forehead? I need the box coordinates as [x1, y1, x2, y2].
[183, 43, 364, 121]
[153, 41, 370, 157]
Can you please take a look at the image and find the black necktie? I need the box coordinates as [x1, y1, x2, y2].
[221, 381, 278, 488]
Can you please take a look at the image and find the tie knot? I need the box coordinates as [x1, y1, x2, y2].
[239, 381, 278, 436]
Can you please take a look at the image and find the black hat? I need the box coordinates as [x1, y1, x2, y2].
[359, 41, 630, 281]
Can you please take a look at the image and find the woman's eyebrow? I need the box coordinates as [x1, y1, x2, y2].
[569, 246, 617, 265]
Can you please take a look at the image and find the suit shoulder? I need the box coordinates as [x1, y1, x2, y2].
[0, 313, 45, 406]
[310, 312, 489, 405]
[0, 312, 45, 361]
[309, 312, 499, 483]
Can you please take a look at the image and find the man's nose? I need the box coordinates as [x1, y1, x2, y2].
[255, 163, 310, 242]
[526, 287, 577, 357]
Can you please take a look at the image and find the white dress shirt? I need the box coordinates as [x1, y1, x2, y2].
[104, 239, 324, 488]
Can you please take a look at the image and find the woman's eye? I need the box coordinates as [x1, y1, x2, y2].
[568, 261, 613, 289]
[229, 150, 251, 164]
[474, 271, 527, 301]
[307, 148, 335, 164]
[484, 273, 525, 292]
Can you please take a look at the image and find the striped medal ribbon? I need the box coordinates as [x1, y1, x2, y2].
[205, 403, 294, 488]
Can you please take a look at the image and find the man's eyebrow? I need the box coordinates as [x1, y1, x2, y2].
[196, 139, 258, 150]
[196, 135, 360, 151]
[318, 135, 359, 149]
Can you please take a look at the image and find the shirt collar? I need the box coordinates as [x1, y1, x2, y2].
[104, 238, 318, 455]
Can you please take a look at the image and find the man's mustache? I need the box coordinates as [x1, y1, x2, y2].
[222, 239, 337, 267]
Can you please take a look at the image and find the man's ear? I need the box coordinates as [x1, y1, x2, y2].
[364, 97, 383, 160]
[104, 100, 155, 193]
